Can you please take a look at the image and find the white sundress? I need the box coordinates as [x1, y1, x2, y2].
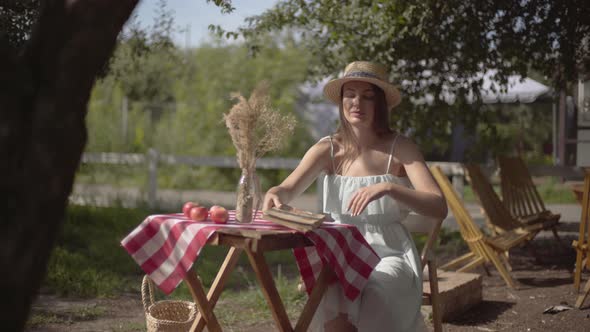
[309, 136, 426, 332]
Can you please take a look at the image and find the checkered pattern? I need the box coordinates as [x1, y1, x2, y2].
[294, 224, 380, 300]
[121, 210, 379, 301]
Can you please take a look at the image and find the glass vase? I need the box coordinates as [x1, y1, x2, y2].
[236, 168, 262, 223]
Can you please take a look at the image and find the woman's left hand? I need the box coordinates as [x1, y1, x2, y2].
[347, 182, 392, 216]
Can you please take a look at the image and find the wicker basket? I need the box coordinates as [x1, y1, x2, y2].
[142, 275, 197, 332]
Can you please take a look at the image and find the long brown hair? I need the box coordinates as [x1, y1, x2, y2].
[334, 83, 393, 174]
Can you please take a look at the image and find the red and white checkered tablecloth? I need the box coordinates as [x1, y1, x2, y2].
[121, 210, 379, 301]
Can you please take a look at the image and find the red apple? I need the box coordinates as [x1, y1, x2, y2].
[189, 206, 208, 221]
[182, 201, 199, 217]
[209, 205, 229, 224]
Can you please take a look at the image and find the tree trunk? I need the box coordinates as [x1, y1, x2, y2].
[0, 1, 138, 330]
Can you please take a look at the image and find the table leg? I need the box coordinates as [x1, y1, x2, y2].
[184, 268, 223, 332]
[294, 265, 333, 332]
[191, 246, 243, 332]
[246, 248, 293, 332]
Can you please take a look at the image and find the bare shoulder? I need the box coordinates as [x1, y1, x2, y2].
[394, 134, 425, 163]
[301, 137, 333, 171]
[311, 136, 333, 154]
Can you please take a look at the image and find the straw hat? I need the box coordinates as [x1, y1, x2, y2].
[323, 61, 402, 109]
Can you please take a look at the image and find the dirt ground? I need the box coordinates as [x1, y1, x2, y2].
[441, 233, 590, 332]
[26, 234, 590, 332]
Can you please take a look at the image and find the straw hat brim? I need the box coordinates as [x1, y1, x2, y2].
[323, 77, 402, 109]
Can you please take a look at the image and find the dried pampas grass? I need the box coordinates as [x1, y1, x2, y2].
[224, 82, 296, 170]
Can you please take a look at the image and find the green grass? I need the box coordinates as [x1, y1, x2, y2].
[535, 177, 579, 204]
[461, 177, 577, 204]
[27, 305, 107, 328]
[45, 205, 155, 297]
[27, 312, 67, 327]
[111, 322, 146, 332]
[211, 275, 306, 327]
[462, 185, 477, 203]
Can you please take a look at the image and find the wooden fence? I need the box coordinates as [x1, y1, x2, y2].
[81, 149, 584, 208]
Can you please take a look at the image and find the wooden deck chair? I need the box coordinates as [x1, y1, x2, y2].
[464, 164, 543, 239]
[573, 169, 590, 308]
[402, 213, 443, 332]
[431, 165, 529, 288]
[497, 156, 561, 242]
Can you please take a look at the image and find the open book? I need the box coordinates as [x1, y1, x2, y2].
[263, 204, 327, 232]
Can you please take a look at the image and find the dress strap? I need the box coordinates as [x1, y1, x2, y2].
[328, 136, 336, 173]
[386, 134, 400, 174]
[320, 136, 336, 173]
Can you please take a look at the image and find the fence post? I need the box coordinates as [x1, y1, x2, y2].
[147, 148, 159, 208]
[452, 174, 464, 199]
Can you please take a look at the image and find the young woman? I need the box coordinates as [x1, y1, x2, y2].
[263, 61, 447, 331]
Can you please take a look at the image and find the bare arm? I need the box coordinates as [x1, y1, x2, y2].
[263, 139, 332, 210]
[387, 136, 448, 219]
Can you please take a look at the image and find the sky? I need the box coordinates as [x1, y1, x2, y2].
[134, 0, 278, 48]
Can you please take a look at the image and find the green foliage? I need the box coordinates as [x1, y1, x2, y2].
[89, 29, 313, 156]
[206, 0, 235, 14]
[222, 0, 589, 155]
[84, 33, 314, 191]
[108, 0, 182, 104]
[154, 38, 312, 156]
[0, 0, 39, 49]
[467, 102, 554, 162]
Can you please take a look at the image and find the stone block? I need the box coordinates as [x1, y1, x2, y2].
[423, 270, 483, 321]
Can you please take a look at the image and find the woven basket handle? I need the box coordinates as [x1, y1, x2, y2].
[141, 275, 156, 313]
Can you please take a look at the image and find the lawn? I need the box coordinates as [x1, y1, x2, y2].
[461, 176, 577, 204]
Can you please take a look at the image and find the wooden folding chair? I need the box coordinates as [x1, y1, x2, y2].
[497, 156, 561, 242]
[573, 169, 590, 308]
[402, 213, 443, 332]
[431, 166, 528, 288]
[464, 164, 544, 239]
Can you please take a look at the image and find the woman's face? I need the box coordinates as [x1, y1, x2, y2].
[341, 81, 376, 128]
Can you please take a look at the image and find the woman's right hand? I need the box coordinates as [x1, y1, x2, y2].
[261, 138, 332, 212]
[262, 187, 283, 211]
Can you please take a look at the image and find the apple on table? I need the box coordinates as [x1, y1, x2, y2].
[182, 201, 198, 217]
[189, 206, 209, 221]
[209, 205, 229, 224]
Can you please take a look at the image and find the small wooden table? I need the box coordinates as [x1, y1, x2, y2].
[184, 228, 334, 332]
